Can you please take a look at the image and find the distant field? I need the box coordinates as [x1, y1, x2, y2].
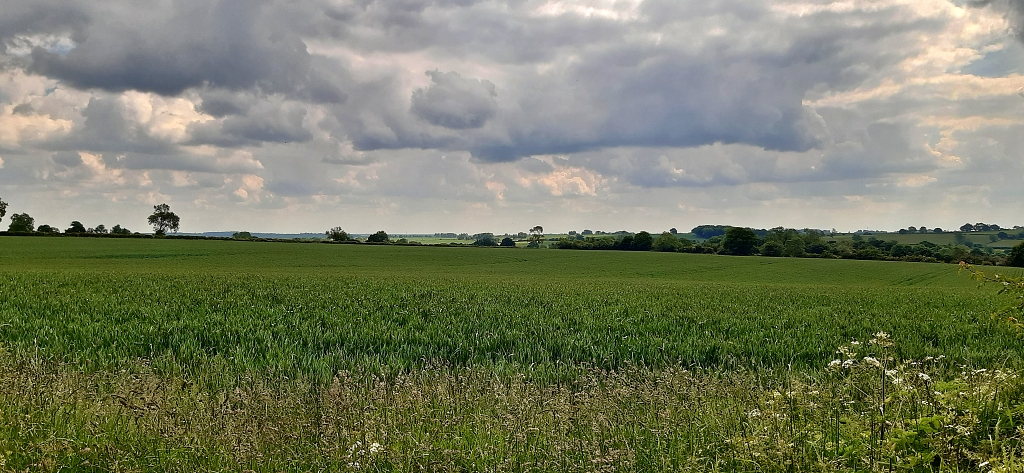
[1, 237, 1019, 377]
[2, 236, 1023, 471]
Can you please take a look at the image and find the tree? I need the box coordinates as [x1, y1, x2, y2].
[66, 221, 86, 233]
[367, 230, 389, 243]
[528, 226, 544, 248]
[632, 231, 653, 251]
[233, 231, 253, 240]
[92, 224, 108, 234]
[148, 203, 180, 235]
[652, 232, 681, 252]
[0, 197, 6, 225]
[37, 224, 58, 234]
[669, 227, 678, 235]
[473, 233, 497, 246]
[960, 223, 975, 233]
[7, 213, 34, 233]
[326, 227, 349, 242]
[1010, 242, 1024, 268]
[723, 227, 759, 256]
[111, 224, 131, 235]
[500, 237, 516, 247]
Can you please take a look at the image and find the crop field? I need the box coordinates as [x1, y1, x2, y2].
[1, 237, 1023, 472]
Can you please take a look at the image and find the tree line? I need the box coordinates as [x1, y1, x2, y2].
[554, 226, 1024, 267]
[0, 198, 180, 237]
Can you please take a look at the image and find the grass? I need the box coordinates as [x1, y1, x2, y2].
[1, 237, 1023, 471]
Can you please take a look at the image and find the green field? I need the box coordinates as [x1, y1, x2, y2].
[1, 237, 1022, 471]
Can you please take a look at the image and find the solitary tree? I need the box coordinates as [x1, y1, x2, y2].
[500, 237, 516, 247]
[0, 196, 6, 225]
[7, 213, 34, 233]
[148, 203, 180, 235]
[528, 226, 544, 248]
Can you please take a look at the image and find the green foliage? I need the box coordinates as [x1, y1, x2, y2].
[367, 230, 389, 243]
[961, 262, 1024, 329]
[631, 230, 653, 251]
[723, 227, 759, 255]
[0, 196, 6, 223]
[65, 221, 86, 233]
[36, 225, 58, 234]
[326, 226, 349, 242]
[111, 224, 131, 235]
[232, 231, 254, 240]
[6, 213, 34, 233]
[147, 203, 180, 235]
[652, 232, 681, 252]
[472, 233, 497, 246]
[499, 237, 516, 247]
[1010, 241, 1024, 267]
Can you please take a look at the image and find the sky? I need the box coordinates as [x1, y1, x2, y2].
[1, 0, 1023, 234]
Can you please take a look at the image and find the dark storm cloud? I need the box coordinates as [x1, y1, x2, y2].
[0, 1, 88, 54]
[22, 1, 344, 102]
[311, 0, 942, 164]
[188, 102, 313, 147]
[411, 70, 497, 129]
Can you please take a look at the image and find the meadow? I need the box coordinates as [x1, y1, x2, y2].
[1, 237, 1023, 471]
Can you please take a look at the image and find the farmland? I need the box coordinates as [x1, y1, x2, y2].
[1, 237, 1023, 471]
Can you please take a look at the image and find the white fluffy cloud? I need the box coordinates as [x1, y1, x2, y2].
[0, 0, 1022, 233]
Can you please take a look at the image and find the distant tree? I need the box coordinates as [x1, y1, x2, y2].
[652, 232, 681, 252]
[960, 223, 975, 232]
[760, 240, 783, 257]
[908, 226, 917, 233]
[66, 221, 86, 233]
[933, 227, 943, 233]
[233, 231, 254, 240]
[7, 213, 34, 232]
[898, 229, 908, 234]
[92, 224, 108, 234]
[500, 237, 516, 247]
[632, 231, 653, 251]
[37, 224, 58, 234]
[326, 227, 349, 242]
[0, 196, 6, 225]
[1010, 242, 1024, 267]
[669, 227, 678, 235]
[784, 238, 805, 257]
[147, 203, 180, 235]
[111, 224, 131, 235]
[989, 234, 1000, 243]
[367, 230, 389, 243]
[954, 232, 968, 245]
[618, 234, 634, 250]
[528, 226, 544, 247]
[581, 229, 593, 236]
[473, 233, 497, 246]
[723, 227, 759, 256]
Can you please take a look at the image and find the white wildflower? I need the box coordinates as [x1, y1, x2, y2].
[918, 373, 931, 382]
[863, 356, 881, 367]
[369, 442, 382, 454]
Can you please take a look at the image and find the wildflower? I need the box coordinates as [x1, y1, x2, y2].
[369, 443, 382, 454]
[863, 356, 881, 367]
[918, 373, 931, 382]
[842, 359, 855, 368]
[828, 359, 842, 368]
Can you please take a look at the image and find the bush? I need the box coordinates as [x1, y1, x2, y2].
[367, 231, 389, 243]
[1010, 241, 1024, 267]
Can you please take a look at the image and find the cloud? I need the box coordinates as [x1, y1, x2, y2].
[411, 70, 497, 129]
